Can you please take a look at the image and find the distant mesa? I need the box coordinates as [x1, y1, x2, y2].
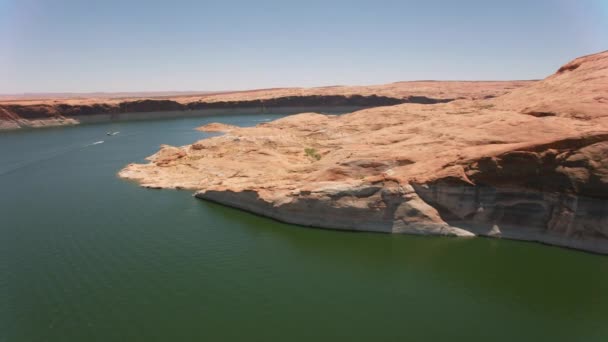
[0, 80, 532, 130]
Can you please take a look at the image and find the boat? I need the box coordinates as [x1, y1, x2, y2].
[106, 131, 120, 136]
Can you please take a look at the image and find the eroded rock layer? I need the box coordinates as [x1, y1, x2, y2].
[119, 51, 608, 253]
[1, 81, 530, 129]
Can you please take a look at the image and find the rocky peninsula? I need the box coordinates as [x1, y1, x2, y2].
[119, 51, 608, 253]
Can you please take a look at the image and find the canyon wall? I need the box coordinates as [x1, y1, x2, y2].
[0, 81, 530, 130]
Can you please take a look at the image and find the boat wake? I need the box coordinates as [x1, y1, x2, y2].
[0, 139, 107, 176]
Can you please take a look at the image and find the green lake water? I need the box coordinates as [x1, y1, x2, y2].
[2, 114, 608, 341]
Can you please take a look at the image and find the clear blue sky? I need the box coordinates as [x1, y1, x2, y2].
[0, 0, 606, 93]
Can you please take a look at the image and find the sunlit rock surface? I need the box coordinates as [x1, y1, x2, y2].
[1, 81, 531, 130]
[120, 51, 608, 253]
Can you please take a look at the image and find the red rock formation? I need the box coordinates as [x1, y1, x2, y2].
[116, 50, 606, 253]
[0, 81, 531, 129]
[493, 51, 608, 119]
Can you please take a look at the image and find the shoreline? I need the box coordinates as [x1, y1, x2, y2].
[193, 185, 608, 255]
[1, 80, 533, 131]
[0, 105, 367, 131]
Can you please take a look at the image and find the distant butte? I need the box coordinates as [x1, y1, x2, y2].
[119, 51, 608, 254]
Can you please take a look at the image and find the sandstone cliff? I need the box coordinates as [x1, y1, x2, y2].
[0, 81, 530, 130]
[120, 51, 608, 253]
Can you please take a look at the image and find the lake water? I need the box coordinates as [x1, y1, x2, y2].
[2, 114, 608, 341]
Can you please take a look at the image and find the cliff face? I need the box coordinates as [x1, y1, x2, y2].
[0, 81, 530, 129]
[119, 51, 608, 253]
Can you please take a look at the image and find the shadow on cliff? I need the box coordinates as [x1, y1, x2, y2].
[1, 94, 453, 121]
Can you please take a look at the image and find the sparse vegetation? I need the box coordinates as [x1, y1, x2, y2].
[304, 148, 322, 161]
[476, 103, 495, 110]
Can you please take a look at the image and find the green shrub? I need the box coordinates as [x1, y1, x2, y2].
[304, 148, 321, 161]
